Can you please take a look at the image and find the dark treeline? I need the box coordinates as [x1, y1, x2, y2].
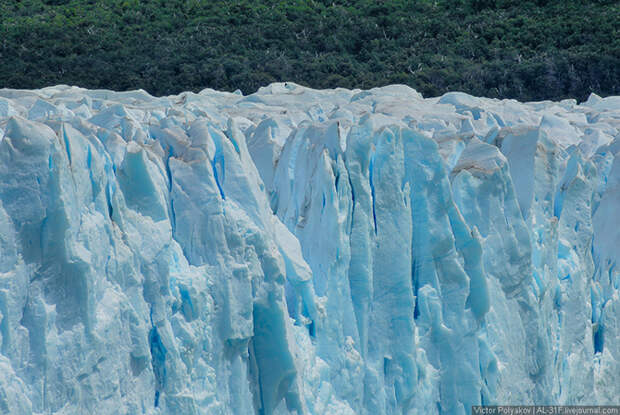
[1, 0, 618, 101]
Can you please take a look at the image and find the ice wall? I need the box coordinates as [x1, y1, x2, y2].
[0, 83, 618, 414]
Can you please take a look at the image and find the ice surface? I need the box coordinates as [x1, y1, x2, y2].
[0, 83, 618, 414]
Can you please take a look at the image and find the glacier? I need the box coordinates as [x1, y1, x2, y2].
[0, 82, 618, 414]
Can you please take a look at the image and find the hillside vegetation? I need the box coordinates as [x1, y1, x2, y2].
[1, 0, 618, 101]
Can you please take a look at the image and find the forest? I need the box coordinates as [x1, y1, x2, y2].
[1, 0, 618, 101]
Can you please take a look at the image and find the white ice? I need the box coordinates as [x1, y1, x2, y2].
[0, 83, 618, 414]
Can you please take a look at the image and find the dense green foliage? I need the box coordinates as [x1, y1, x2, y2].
[1, 0, 618, 101]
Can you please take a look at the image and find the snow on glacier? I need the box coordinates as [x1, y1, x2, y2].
[0, 82, 618, 414]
